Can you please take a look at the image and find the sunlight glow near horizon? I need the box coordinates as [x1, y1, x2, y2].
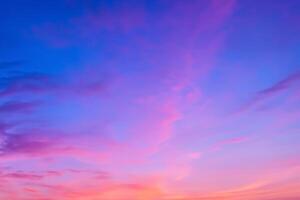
[0, 0, 300, 199]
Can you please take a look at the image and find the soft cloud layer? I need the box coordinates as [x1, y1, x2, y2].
[0, 0, 300, 199]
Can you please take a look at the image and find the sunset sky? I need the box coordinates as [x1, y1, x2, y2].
[0, 0, 300, 199]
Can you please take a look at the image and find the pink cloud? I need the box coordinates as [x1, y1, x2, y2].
[7, 1, 300, 200]
[210, 136, 249, 152]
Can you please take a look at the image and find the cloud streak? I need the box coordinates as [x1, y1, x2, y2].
[0, 0, 299, 199]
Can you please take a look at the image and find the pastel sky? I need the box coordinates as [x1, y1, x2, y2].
[0, 0, 300, 199]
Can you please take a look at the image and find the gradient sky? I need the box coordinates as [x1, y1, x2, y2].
[0, 0, 300, 199]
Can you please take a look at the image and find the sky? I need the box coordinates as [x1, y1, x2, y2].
[0, 0, 300, 199]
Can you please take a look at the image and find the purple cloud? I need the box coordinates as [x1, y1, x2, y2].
[0, 73, 53, 97]
[237, 71, 300, 113]
[1, 172, 43, 181]
[0, 131, 74, 159]
[0, 67, 113, 99]
[0, 101, 40, 113]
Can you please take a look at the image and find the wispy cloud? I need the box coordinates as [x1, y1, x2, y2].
[236, 71, 300, 113]
[1, 0, 299, 199]
[0, 101, 40, 113]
